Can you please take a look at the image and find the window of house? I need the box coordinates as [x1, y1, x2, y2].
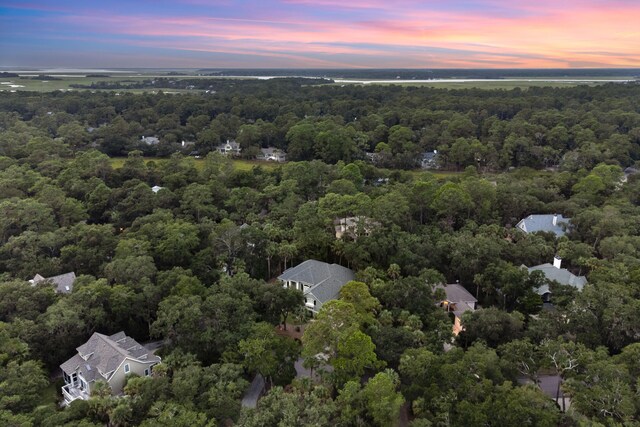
[144, 368, 150, 376]
[124, 363, 130, 374]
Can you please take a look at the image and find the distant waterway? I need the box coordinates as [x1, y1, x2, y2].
[332, 78, 635, 84]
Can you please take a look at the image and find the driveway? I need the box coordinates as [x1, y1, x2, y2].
[241, 374, 265, 409]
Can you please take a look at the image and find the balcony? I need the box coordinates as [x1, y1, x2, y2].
[62, 384, 90, 405]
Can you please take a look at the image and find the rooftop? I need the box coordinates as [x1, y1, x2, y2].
[528, 263, 587, 293]
[278, 260, 355, 304]
[31, 272, 76, 294]
[61, 332, 160, 381]
[516, 214, 570, 237]
[435, 283, 477, 304]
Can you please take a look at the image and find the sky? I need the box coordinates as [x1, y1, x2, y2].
[1, 0, 639, 69]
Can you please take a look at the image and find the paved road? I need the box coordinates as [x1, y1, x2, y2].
[241, 374, 265, 409]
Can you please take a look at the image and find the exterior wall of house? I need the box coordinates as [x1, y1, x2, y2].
[283, 280, 317, 312]
[107, 358, 157, 395]
[304, 296, 318, 311]
[453, 316, 463, 336]
[62, 358, 159, 404]
[283, 280, 310, 293]
[461, 300, 477, 310]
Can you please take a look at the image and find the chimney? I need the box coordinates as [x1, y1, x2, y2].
[552, 214, 558, 226]
[553, 256, 562, 269]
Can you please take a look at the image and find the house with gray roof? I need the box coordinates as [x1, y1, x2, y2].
[278, 260, 355, 314]
[60, 332, 161, 405]
[30, 272, 76, 294]
[622, 167, 639, 183]
[516, 214, 571, 237]
[334, 216, 379, 240]
[420, 150, 440, 169]
[526, 257, 587, 302]
[141, 136, 160, 145]
[435, 284, 477, 336]
[256, 147, 286, 162]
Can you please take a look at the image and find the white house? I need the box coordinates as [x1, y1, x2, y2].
[334, 216, 378, 240]
[60, 332, 161, 405]
[215, 140, 242, 156]
[278, 260, 355, 314]
[141, 136, 160, 145]
[420, 150, 440, 169]
[256, 147, 286, 162]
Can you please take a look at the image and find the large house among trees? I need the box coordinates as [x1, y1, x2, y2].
[278, 260, 355, 314]
[215, 140, 242, 156]
[256, 147, 286, 162]
[526, 256, 587, 302]
[60, 332, 161, 405]
[436, 283, 478, 336]
[29, 272, 76, 294]
[516, 214, 571, 237]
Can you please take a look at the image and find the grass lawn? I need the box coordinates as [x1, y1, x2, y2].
[109, 156, 280, 172]
[413, 170, 464, 179]
[233, 159, 280, 171]
[108, 155, 472, 181]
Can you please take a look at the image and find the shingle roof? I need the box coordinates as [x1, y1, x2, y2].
[624, 167, 639, 175]
[528, 263, 587, 293]
[142, 136, 160, 145]
[435, 284, 477, 304]
[32, 272, 76, 294]
[422, 151, 438, 161]
[259, 147, 285, 156]
[278, 260, 355, 305]
[452, 301, 474, 318]
[516, 214, 571, 237]
[61, 332, 160, 381]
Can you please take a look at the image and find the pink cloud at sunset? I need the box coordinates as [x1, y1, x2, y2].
[1, 0, 639, 68]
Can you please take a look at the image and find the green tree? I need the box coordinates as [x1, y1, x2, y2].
[457, 307, 524, 348]
[339, 281, 381, 326]
[333, 329, 382, 386]
[238, 322, 300, 387]
[362, 369, 405, 427]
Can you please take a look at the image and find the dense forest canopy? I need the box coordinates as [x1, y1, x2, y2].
[2, 80, 640, 170]
[1, 82, 640, 426]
